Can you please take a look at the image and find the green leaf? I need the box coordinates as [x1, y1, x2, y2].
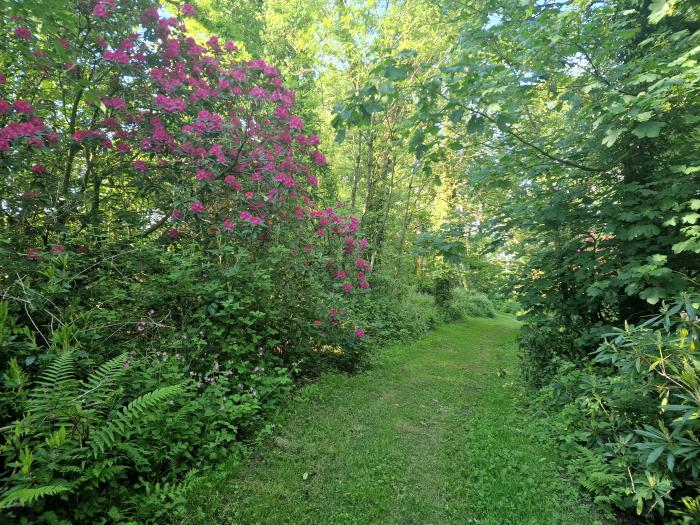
[378, 81, 395, 95]
[467, 116, 485, 134]
[666, 453, 675, 472]
[602, 127, 625, 147]
[672, 238, 700, 254]
[631, 121, 665, 139]
[384, 65, 408, 81]
[449, 108, 465, 124]
[362, 101, 384, 114]
[682, 212, 699, 224]
[649, 0, 670, 24]
[636, 111, 654, 122]
[640, 287, 666, 305]
[646, 445, 664, 465]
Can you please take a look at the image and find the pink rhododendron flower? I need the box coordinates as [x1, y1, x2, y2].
[195, 169, 214, 181]
[190, 201, 205, 213]
[355, 328, 365, 338]
[224, 175, 241, 191]
[168, 228, 180, 238]
[102, 97, 127, 110]
[25, 247, 41, 261]
[303, 245, 313, 251]
[102, 50, 129, 64]
[14, 27, 31, 40]
[223, 218, 234, 231]
[314, 320, 322, 327]
[182, 3, 197, 16]
[311, 150, 327, 166]
[13, 100, 34, 114]
[155, 95, 187, 112]
[92, 3, 108, 17]
[31, 164, 46, 174]
[307, 175, 318, 187]
[290, 115, 303, 129]
[342, 283, 352, 293]
[329, 309, 337, 318]
[50, 245, 65, 254]
[133, 160, 148, 172]
[0, 100, 8, 114]
[171, 210, 183, 219]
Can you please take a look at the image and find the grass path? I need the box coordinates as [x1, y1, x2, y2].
[182, 317, 602, 525]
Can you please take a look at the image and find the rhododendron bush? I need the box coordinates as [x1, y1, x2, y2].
[1, 0, 369, 340]
[0, 0, 370, 520]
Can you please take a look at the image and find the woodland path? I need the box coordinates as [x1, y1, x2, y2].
[182, 317, 602, 525]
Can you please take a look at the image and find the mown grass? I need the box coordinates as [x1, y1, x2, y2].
[179, 316, 604, 525]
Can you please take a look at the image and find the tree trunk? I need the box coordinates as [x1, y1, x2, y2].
[350, 130, 362, 209]
[395, 163, 416, 275]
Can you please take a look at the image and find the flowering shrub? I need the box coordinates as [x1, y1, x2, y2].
[0, 0, 371, 521]
[1, 0, 371, 342]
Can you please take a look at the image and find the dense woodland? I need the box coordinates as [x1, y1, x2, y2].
[0, 0, 698, 523]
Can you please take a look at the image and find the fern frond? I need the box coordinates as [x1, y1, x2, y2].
[34, 352, 76, 388]
[26, 352, 80, 427]
[90, 384, 183, 456]
[80, 353, 129, 407]
[0, 480, 72, 509]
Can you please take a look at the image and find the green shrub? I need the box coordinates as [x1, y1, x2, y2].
[518, 317, 587, 387]
[537, 295, 700, 522]
[0, 304, 295, 523]
[448, 288, 497, 319]
[496, 298, 522, 315]
[348, 279, 443, 345]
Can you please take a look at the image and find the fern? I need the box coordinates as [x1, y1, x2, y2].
[80, 353, 129, 409]
[34, 351, 76, 388]
[90, 385, 183, 456]
[26, 352, 80, 429]
[0, 480, 71, 509]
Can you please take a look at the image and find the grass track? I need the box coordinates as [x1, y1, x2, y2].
[181, 316, 603, 525]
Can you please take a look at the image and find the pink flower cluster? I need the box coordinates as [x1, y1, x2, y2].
[0, 116, 54, 151]
[155, 94, 187, 112]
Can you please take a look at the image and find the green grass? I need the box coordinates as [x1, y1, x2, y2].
[179, 316, 604, 525]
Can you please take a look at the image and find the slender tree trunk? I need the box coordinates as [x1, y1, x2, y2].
[395, 164, 416, 275]
[372, 152, 396, 269]
[350, 130, 362, 210]
[362, 118, 375, 225]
